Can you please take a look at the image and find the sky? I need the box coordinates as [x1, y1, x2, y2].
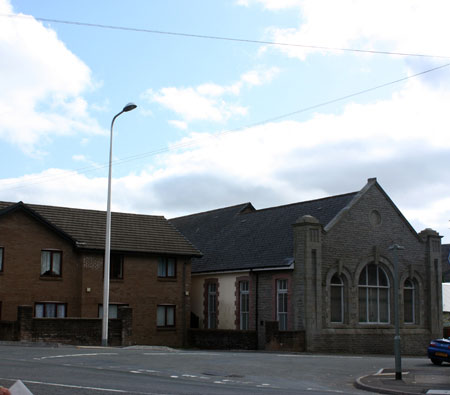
[1, 0, 450, 242]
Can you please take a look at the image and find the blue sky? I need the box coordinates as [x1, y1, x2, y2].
[1, 0, 450, 242]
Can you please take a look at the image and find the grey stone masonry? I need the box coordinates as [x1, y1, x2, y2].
[292, 179, 442, 354]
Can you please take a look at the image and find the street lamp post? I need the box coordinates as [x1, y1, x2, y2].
[101, 102, 137, 347]
[389, 243, 405, 380]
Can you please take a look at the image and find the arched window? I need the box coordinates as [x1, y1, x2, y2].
[358, 264, 390, 323]
[404, 278, 417, 324]
[330, 274, 344, 323]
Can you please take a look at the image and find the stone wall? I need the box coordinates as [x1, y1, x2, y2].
[293, 180, 442, 355]
[0, 305, 132, 346]
[188, 329, 257, 350]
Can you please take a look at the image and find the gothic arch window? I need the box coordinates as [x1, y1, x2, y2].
[330, 274, 344, 323]
[403, 278, 417, 324]
[358, 263, 390, 323]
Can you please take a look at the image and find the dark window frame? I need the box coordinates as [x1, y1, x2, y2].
[157, 257, 177, 279]
[157, 305, 176, 328]
[0, 247, 4, 272]
[98, 303, 128, 319]
[110, 253, 124, 280]
[40, 250, 63, 277]
[403, 278, 417, 324]
[34, 302, 67, 318]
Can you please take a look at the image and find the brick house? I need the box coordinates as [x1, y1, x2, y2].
[0, 201, 201, 346]
[171, 178, 443, 354]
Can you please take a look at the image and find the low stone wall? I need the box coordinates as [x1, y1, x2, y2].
[0, 321, 17, 341]
[308, 329, 431, 355]
[0, 305, 133, 346]
[188, 329, 257, 350]
[264, 321, 305, 352]
[188, 322, 305, 351]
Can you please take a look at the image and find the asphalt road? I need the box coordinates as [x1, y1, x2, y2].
[0, 344, 433, 394]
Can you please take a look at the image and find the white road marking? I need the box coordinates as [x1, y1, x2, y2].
[0, 377, 168, 394]
[143, 352, 219, 356]
[277, 354, 363, 359]
[33, 353, 118, 360]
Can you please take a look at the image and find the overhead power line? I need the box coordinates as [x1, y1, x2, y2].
[2, 61, 449, 193]
[2, 13, 450, 60]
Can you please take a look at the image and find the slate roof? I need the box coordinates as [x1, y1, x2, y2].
[170, 192, 358, 273]
[0, 201, 201, 257]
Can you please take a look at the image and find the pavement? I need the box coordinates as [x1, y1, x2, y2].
[356, 367, 450, 394]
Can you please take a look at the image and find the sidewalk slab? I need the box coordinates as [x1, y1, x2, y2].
[356, 368, 450, 395]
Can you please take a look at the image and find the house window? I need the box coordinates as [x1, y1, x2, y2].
[110, 253, 124, 279]
[240, 281, 250, 330]
[358, 263, 390, 323]
[35, 302, 66, 318]
[158, 257, 176, 278]
[157, 305, 175, 328]
[40, 250, 62, 277]
[404, 278, 417, 324]
[0, 247, 3, 272]
[330, 274, 344, 323]
[277, 279, 288, 331]
[207, 282, 217, 329]
[98, 303, 128, 319]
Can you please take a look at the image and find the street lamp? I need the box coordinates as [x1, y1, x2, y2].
[101, 102, 137, 347]
[389, 243, 405, 380]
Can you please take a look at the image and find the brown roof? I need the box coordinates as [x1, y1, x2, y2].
[0, 201, 201, 257]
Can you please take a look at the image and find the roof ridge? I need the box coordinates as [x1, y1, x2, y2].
[170, 202, 252, 220]
[240, 191, 358, 215]
[0, 201, 164, 219]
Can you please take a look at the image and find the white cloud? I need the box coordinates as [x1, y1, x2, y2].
[236, 0, 303, 10]
[4, 76, 450, 241]
[0, 0, 103, 155]
[247, 0, 450, 60]
[143, 67, 279, 125]
[169, 120, 188, 130]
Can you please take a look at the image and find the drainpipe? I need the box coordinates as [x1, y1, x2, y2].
[182, 260, 187, 347]
[254, 270, 259, 348]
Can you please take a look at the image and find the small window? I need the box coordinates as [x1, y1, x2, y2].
[207, 282, 217, 329]
[330, 274, 344, 323]
[110, 254, 124, 280]
[0, 247, 3, 272]
[277, 279, 288, 331]
[240, 281, 250, 330]
[98, 303, 128, 319]
[158, 257, 176, 278]
[157, 305, 175, 328]
[35, 302, 66, 318]
[40, 250, 62, 277]
[404, 278, 417, 324]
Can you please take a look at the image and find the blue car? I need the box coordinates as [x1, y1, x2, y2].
[428, 338, 450, 365]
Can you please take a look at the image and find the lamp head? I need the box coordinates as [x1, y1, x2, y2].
[123, 102, 137, 112]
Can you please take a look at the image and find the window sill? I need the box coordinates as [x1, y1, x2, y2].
[357, 323, 392, 329]
[39, 276, 62, 281]
[157, 327, 176, 331]
[110, 278, 124, 283]
[157, 277, 177, 282]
